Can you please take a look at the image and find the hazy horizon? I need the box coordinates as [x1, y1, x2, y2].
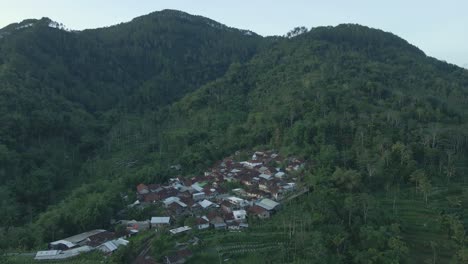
[1, 0, 467, 68]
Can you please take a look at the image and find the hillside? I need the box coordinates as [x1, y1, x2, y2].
[1, 10, 468, 263]
[0, 9, 265, 231]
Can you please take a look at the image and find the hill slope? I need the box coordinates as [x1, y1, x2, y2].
[1, 11, 468, 263]
[0, 9, 265, 228]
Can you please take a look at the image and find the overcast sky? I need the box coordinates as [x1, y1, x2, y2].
[0, 0, 466, 67]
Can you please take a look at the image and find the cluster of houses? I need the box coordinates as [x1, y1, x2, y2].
[130, 150, 305, 234]
[34, 151, 305, 262]
[34, 229, 129, 260]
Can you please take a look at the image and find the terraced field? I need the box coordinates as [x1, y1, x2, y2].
[380, 186, 468, 264]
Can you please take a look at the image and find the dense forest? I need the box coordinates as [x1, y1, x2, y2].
[1, 9, 468, 263]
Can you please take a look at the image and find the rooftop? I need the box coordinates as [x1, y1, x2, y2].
[256, 198, 280, 211]
[169, 226, 192, 235]
[51, 229, 106, 245]
[151, 216, 171, 224]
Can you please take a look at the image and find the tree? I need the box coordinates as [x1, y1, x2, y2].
[409, 169, 425, 194]
[344, 195, 357, 226]
[331, 168, 362, 192]
[418, 176, 432, 205]
[358, 193, 374, 224]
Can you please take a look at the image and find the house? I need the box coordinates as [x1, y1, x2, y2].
[223, 212, 235, 225]
[248, 205, 270, 219]
[191, 183, 204, 193]
[35, 246, 92, 260]
[220, 200, 234, 213]
[259, 173, 272, 181]
[196, 216, 210, 230]
[213, 222, 227, 230]
[256, 198, 280, 211]
[178, 196, 195, 208]
[137, 184, 149, 195]
[97, 238, 129, 253]
[258, 180, 270, 192]
[192, 192, 205, 201]
[269, 186, 282, 201]
[48, 240, 75, 251]
[163, 197, 187, 208]
[275, 171, 286, 179]
[244, 189, 266, 199]
[34, 250, 62, 260]
[167, 202, 188, 216]
[143, 193, 160, 203]
[232, 210, 247, 222]
[198, 199, 216, 209]
[232, 188, 247, 197]
[258, 166, 272, 175]
[150, 217, 171, 228]
[86, 230, 116, 247]
[202, 186, 217, 199]
[169, 226, 192, 235]
[49, 229, 107, 250]
[120, 220, 150, 231]
[209, 214, 226, 230]
[227, 196, 249, 208]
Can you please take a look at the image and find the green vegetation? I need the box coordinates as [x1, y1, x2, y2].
[0, 9, 265, 249]
[2, 252, 110, 264]
[1, 9, 468, 263]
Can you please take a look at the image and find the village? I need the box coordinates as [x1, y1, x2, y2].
[33, 150, 307, 263]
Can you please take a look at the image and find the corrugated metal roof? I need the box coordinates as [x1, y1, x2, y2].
[99, 241, 118, 252]
[259, 173, 272, 180]
[151, 216, 170, 224]
[198, 199, 214, 208]
[36, 250, 60, 257]
[256, 198, 280, 211]
[51, 229, 106, 244]
[49, 240, 75, 248]
[169, 226, 192, 235]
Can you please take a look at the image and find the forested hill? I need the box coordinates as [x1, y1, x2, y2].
[1, 10, 468, 263]
[0, 10, 264, 111]
[0, 9, 265, 229]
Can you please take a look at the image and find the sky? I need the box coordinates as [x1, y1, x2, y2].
[0, 0, 466, 67]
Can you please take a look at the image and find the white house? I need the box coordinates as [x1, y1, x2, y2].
[233, 210, 247, 221]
